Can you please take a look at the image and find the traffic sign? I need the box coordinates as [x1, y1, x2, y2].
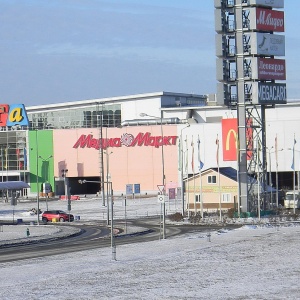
[157, 185, 165, 194]
[157, 195, 165, 203]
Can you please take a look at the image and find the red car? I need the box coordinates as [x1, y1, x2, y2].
[42, 210, 74, 223]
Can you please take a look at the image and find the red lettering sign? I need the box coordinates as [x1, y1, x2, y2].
[256, 8, 284, 32]
[257, 58, 286, 80]
[73, 133, 177, 150]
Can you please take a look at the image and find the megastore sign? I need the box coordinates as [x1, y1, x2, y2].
[73, 133, 178, 150]
[252, 82, 287, 104]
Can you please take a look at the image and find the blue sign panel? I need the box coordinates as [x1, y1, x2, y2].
[126, 184, 133, 195]
[134, 184, 140, 194]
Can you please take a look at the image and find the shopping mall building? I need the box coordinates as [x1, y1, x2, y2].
[1, 92, 299, 210]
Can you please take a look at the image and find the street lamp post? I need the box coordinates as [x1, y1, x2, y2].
[288, 146, 299, 214]
[293, 149, 296, 214]
[140, 112, 166, 239]
[104, 151, 113, 225]
[110, 181, 116, 260]
[61, 169, 70, 216]
[275, 148, 284, 207]
[99, 103, 106, 207]
[266, 147, 274, 207]
[180, 124, 190, 216]
[35, 130, 40, 225]
[267, 147, 284, 208]
[78, 179, 115, 260]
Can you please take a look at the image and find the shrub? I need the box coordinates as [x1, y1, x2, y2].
[168, 212, 183, 222]
[227, 208, 235, 218]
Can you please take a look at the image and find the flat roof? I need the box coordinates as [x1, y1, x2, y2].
[0, 181, 30, 190]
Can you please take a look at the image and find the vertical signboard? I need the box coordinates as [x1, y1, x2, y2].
[222, 119, 238, 161]
[126, 184, 133, 195]
[134, 183, 140, 194]
[222, 119, 253, 161]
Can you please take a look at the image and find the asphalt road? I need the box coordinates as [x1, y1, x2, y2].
[0, 218, 240, 263]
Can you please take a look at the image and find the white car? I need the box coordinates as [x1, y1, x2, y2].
[284, 192, 300, 209]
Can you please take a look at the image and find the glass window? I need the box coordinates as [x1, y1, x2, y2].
[208, 175, 217, 184]
[27, 104, 122, 129]
[222, 193, 231, 203]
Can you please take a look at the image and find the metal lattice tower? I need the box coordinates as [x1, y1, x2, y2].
[215, 0, 286, 213]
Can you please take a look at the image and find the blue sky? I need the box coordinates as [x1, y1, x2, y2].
[0, 0, 298, 105]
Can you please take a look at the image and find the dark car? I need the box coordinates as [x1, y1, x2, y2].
[42, 210, 74, 223]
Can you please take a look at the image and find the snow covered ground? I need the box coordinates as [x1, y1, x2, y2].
[0, 196, 300, 299]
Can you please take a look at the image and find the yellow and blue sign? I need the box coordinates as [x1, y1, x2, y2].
[0, 104, 29, 127]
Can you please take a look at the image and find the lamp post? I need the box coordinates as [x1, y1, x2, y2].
[180, 124, 190, 216]
[104, 150, 113, 225]
[61, 169, 70, 216]
[288, 146, 299, 214]
[36, 130, 40, 225]
[78, 179, 115, 260]
[288, 146, 300, 213]
[140, 112, 166, 239]
[98, 102, 106, 207]
[266, 146, 274, 207]
[293, 147, 296, 215]
[109, 180, 116, 260]
[38, 155, 53, 210]
[274, 147, 284, 207]
[266, 147, 284, 208]
[0, 148, 3, 183]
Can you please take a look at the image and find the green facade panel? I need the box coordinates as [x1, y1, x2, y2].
[29, 130, 54, 194]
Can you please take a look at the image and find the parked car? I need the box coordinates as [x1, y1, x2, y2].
[284, 191, 300, 209]
[42, 210, 74, 223]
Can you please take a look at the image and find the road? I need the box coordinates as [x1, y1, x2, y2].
[0, 217, 239, 263]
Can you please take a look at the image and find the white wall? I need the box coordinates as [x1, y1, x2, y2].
[176, 103, 300, 173]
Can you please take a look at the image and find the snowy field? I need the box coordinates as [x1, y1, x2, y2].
[0, 197, 300, 299]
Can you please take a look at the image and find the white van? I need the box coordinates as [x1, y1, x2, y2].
[284, 191, 300, 209]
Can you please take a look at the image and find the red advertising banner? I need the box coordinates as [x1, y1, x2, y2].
[256, 8, 284, 32]
[257, 58, 286, 80]
[222, 119, 253, 161]
[222, 119, 238, 161]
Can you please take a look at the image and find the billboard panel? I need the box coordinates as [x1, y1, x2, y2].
[246, 32, 285, 56]
[256, 8, 284, 32]
[222, 119, 252, 161]
[249, 0, 284, 8]
[250, 8, 284, 32]
[252, 57, 286, 80]
[252, 82, 287, 105]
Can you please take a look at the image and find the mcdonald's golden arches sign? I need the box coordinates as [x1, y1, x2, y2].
[222, 118, 252, 161]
